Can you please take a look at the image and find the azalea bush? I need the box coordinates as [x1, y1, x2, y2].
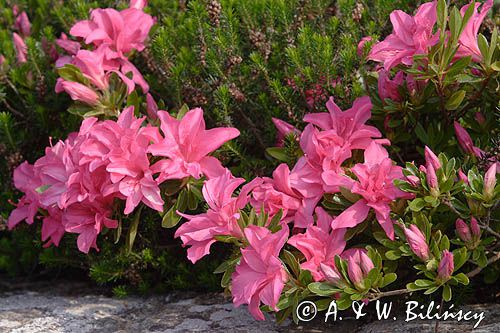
[1, 0, 499, 323]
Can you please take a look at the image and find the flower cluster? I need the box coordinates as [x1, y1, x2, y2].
[8, 106, 239, 253]
[55, 0, 154, 107]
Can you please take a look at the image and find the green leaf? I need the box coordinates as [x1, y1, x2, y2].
[452, 247, 469, 271]
[176, 104, 189, 120]
[266, 147, 288, 161]
[385, 250, 401, 261]
[409, 198, 426, 212]
[477, 34, 489, 64]
[308, 282, 341, 296]
[442, 284, 452, 302]
[161, 204, 181, 228]
[454, 273, 469, 285]
[214, 257, 240, 274]
[282, 250, 300, 277]
[126, 207, 142, 253]
[445, 90, 466, 110]
[57, 64, 89, 85]
[380, 273, 397, 288]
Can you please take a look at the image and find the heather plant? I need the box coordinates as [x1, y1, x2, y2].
[1, 0, 499, 324]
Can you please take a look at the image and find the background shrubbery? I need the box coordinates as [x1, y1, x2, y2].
[0, 0, 498, 302]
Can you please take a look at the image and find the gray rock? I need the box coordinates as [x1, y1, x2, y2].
[0, 285, 498, 332]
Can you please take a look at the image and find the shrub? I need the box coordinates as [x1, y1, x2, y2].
[1, 0, 499, 322]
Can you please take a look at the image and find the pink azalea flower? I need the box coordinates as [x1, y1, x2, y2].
[55, 33, 81, 67]
[70, 7, 154, 59]
[378, 69, 404, 102]
[41, 208, 65, 247]
[148, 108, 240, 181]
[232, 225, 289, 321]
[329, 142, 413, 240]
[13, 32, 28, 63]
[96, 107, 164, 214]
[7, 162, 42, 229]
[456, 0, 493, 62]
[288, 207, 346, 281]
[271, 117, 300, 147]
[294, 96, 388, 195]
[175, 170, 250, 263]
[249, 163, 319, 228]
[404, 224, 429, 261]
[454, 121, 484, 157]
[368, 1, 438, 69]
[63, 199, 118, 253]
[15, 11, 31, 37]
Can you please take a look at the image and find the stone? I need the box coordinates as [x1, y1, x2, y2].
[0, 284, 499, 332]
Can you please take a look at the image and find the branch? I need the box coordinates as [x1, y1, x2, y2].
[480, 225, 500, 239]
[369, 288, 412, 301]
[466, 252, 500, 278]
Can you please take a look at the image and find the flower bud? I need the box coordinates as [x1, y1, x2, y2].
[404, 225, 429, 261]
[470, 217, 480, 239]
[475, 112, 486, 125]
[437, 250, 454, 282]
[454, 121, 483, 158]
[343, 249, 374, 289]
[271, 118, 300, 147]
[424, 146, 441, 170]
[483, 163, 497, 200]
[426, 162, 439, 196]
[455, 218, 472, 242]
[60, 81, 99, 105]
[320, 263, 343, 287]
[458, 169, 469, 184]
[12, 32, 27, 63]
[15, 11, 31, 37]
[357, 36, 372, 57]
[130, 0, 148, 10]
[146, 93, 159, 120]
[405, 175, 420, 187]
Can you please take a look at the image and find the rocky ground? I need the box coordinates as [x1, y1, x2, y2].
[0, 281, 498, 332]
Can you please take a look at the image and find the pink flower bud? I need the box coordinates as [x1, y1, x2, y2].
[458, 169, 469, 184]
[271, 118, 300, 147]
[475, 112, 486, 125]
[455, 218, 472, 242]
[470, 217, 480, 238]
[405, 175, 420, 187]
[437, 250, 454, 281]
[424, 146, 441, 170]
[357, 36, 372, 57]
[404, 225, 429, 261]
[454, 121, 484, 158]
[343, 249, 374, 288]
[12, 33, 27, 63]
[0, 54, 5, 67]
[146, 93, 158, 120]
[60, 81, 99, 105]
[483, 163, 497, 199]
[320, 263, 342, 286]
[130, 0, 148, 10]
[426, 161, 439, 192]
[15, 11, 31, 37]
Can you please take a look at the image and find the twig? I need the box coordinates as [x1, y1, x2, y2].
[466, 252, 500, 278]
[480, 225, 500, 239]
[369, 288, 412, 301]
